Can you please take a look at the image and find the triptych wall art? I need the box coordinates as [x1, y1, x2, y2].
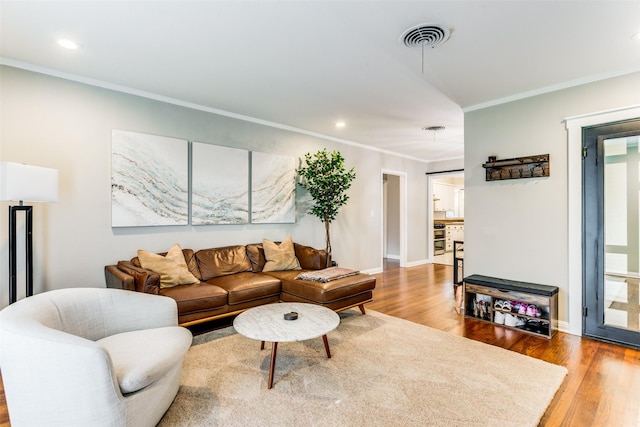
[111, 130, 296, 227]
[192, 142, 249, 225]
[251, 151, 296, 224]
[111, 130, 189, 227]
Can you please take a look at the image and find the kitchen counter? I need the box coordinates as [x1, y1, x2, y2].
[436, 218, 464, 224]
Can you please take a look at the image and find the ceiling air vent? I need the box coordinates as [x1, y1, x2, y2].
[401, 23, 451, 48]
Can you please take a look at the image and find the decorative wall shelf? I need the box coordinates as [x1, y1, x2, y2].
[482, 154, 549, 181]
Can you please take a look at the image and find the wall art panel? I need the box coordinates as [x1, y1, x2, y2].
[192, 142, 249, 225]
[251, 151, 296, 223]
[111, 130, 189, 227]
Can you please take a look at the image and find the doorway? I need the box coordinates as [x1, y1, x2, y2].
[381, 170, 407, 267]
[428, 173, 464, 266]
[583, 118, 640, 348]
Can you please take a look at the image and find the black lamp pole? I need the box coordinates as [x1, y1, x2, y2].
[8, 204, 33, 304]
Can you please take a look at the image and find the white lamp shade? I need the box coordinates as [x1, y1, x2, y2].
[0, 161, 59, 202]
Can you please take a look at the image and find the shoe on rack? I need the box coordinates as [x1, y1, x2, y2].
[494, 311, 505, 325]
[504, 314, 518, 327]
[502, 300, 512, 312]
[494, 300, 504, 310]
[526, 305, 537, 317]
[479, 301, 487, 319]
[515, 316, 526, 327]
[518, 302, 527, 315]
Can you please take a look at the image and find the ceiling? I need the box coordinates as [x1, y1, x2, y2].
[2, 1, 640, 162]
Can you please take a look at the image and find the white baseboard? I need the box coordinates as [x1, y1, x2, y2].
[361, 267, 383, 275]
[405, 259, 429, 268]
[385, 254, 400, 260]
[556, 320, 579, 336]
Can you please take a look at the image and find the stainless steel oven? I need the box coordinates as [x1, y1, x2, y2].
[434, 223, 446, 255]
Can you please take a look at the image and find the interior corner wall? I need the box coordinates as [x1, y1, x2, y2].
[0, 65, 430, 307]
[464, 71, 640, 332]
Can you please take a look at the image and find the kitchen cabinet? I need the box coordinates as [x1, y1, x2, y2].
[433, 182, 464, 218]
[445, 224, 464, 252]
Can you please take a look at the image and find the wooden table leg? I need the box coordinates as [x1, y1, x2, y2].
[268, 342, 278, 389]
[322, 335, 331, 358]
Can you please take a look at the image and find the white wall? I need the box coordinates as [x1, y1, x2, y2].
[0, 65, 432, 307]
[464, 71, 640, 332]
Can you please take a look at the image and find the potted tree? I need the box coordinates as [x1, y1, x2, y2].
[297, 149, 356, 267]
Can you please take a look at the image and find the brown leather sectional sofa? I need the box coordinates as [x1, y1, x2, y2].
[104, 242, 376, 326]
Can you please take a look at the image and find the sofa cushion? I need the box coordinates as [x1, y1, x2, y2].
[247, 242, 328, 272]
[294, 243, 329, 270]
[262, 237, 301, 272]
[265, 270, 376, 303]
[137, 244, 199, 289]
[160, 283, 228, 316]
[196, 245, 253, 281]
[132, 248, 200, 278]
[246, 243, 267, 272]
[205, 272, 281, 305]
[97, 326, 192, 394]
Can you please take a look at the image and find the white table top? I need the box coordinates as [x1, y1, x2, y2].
[233, 302, 340, 343]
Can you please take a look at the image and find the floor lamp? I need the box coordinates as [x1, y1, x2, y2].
[0, 162, 58, 304]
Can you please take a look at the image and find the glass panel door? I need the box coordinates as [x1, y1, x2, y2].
[583, 119, 640, 348]
[603, 135, 640, 332]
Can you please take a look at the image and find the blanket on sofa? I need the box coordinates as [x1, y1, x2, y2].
[295, 267, 359, 283]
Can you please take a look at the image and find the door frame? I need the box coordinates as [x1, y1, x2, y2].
[381, 169, 407, 267]
[566, 104, 640, 336]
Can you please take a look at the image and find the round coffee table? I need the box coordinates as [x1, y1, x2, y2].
[233, 302, 340, 389]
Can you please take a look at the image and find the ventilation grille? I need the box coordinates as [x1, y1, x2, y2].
[401, 24, 450, 48]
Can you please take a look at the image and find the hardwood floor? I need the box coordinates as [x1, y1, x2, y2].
[1, 260, 639, 426]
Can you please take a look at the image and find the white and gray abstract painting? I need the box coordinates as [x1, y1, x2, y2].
[111, 130, 189, 227]
[192, 142, 249, 225]
[251, 151, 296, 223]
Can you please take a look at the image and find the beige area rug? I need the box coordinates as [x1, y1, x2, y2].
[158, 310, 567, 426]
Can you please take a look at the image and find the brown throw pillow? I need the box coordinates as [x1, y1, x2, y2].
[262, 236, 301, 272]
[138, 243, 199, 289]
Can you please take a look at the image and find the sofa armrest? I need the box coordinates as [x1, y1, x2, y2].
[114, 261, 161, 295]
[105, 265, 134, 291]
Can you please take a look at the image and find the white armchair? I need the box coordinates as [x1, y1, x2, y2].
[0, 288, 193, 427]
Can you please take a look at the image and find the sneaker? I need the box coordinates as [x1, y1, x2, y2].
[504, 314, 517, 327]
[494, 300, 504, 310]
[526, 305, 537, 317]
[502, 300, 512, 312]
[515, 316, 526, 327]
[518, 303, 527, 315]
[494, 311, 505, 325]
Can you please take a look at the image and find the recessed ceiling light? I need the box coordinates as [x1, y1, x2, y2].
[335, 121, 346, 128]
[58, 39, 79, 50]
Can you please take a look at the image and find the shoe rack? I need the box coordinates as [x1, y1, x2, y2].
[463, 274, 559, 339]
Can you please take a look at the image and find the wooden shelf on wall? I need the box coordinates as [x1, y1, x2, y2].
[482, 154, 549, 181]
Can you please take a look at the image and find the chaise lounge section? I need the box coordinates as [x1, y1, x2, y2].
[105, 241, 376, 326]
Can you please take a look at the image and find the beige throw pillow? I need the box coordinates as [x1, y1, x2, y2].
[138, 243, 199, 289]
[262, 236, 301, 272]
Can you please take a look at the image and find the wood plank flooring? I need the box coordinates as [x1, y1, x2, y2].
[1, 260, 639, 426]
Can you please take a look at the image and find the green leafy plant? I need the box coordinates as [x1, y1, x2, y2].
[297, 149, 356, 266]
